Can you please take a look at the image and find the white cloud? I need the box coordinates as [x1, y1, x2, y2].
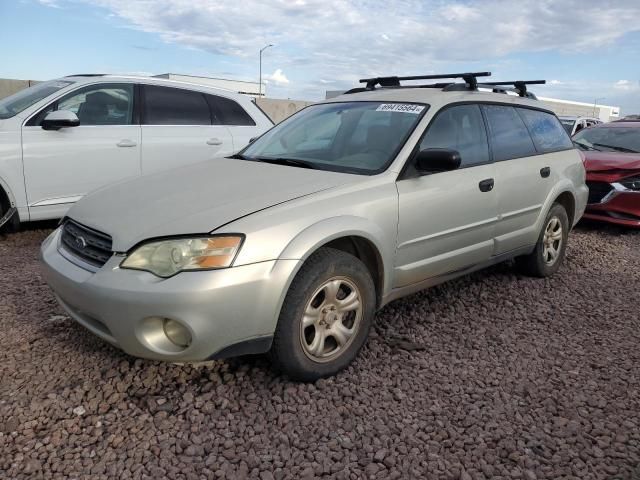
[264, 68, 289, 86]
[614, 80, 640, 91]
[37, 0, 61, 7]
[35, 0, 640, 111]
[77, 0, 640, 65]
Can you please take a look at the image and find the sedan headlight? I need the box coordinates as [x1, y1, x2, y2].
[121, 235, 243, 278]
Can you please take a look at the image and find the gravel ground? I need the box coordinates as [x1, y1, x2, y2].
[1, 222, 639, 480]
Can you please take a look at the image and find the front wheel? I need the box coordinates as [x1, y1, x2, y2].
[0, 203, 19, 234]
[516, 203, 569, 277]
[269, 247, 376, 381]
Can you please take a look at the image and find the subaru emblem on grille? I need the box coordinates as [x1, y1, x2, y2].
[75, 235, 87, 250]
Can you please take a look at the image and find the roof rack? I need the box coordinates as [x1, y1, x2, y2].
[65, 74, 107, 77]
[348, 72, 546, 99]
[359, 72, 491, 90]
[480, 80, 546, 98]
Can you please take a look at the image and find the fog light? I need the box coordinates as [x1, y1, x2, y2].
[163, 318, 192, 348]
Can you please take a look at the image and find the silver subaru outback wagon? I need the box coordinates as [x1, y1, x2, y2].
[41, 72, 588, 380]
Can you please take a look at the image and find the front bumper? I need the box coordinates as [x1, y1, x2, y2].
[40, 228, 300, 362]
[584, 183, 640, 227]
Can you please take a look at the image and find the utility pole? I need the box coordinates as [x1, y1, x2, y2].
[593, 97, 605, 118]
[259, 44, 273, 97]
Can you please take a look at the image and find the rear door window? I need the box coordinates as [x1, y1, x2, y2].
[142, 85, 211, 125]
[206, 94, 256, 126]
[482, 105, 536, 161]
[517, 108, 573, 153]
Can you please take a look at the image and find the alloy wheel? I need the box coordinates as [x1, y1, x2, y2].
[542, 216, 563, 265]
[300, 276, 363, 363]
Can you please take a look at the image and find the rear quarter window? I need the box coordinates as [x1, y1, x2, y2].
[518, 108, 573, 153]
[206, 95, 256, 126]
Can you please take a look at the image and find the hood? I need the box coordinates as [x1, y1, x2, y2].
[582, 151, 640, 172]
[67, 158, 358, 251]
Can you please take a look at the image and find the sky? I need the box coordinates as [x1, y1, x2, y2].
[1, 0, 640, 114]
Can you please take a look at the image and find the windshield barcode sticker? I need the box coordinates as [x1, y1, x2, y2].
[376, 104, 425, 114]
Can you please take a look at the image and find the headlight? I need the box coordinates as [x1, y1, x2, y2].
[620, 176, 640, 191]
[121, 235, 243, 277]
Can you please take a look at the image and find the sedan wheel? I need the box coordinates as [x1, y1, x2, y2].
[542, 216, 563, 265]
[270, 247, 375, 381]
[516, 203, 569, 278]
[300, 276, 363, 362]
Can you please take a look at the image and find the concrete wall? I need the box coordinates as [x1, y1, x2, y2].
[0, 79, 39, 100]
[255, 97, 313, 123]
[155, 73, 264, 97]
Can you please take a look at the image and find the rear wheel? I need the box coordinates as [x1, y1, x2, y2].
[269, 247, 375, 381]
[516, 203, 569, 277]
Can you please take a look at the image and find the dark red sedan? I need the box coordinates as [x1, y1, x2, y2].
[573, 120, 640, 227]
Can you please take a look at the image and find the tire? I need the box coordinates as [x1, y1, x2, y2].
[0, 200, 19, 234]
[269, 247, 376, 381]
[516, 203, 569, 277]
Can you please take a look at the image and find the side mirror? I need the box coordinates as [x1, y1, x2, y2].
[42, 110, 80, 131]
[415, 148, 461, 174]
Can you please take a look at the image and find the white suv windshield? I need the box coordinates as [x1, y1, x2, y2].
[239, 101, 428, 174]
[0, 80, 73, 119]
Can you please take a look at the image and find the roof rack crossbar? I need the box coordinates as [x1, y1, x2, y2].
[481, 80, 546, 97]
[64, 74, 107, 77]
[359, 72, 491, 90]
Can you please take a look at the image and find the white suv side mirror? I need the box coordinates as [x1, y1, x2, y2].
[42, 110, 80, 131]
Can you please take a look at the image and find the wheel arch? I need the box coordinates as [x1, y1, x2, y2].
[554, 190, 576, 228]
[279, 216, 391, 308]
[0, 176, 16, 211]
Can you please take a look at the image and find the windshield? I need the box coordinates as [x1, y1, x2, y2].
[573, 126, 640, 153]
[559, 119, 575, 135]
[0, 80, 73, 119]
[239, 101, 428, 174]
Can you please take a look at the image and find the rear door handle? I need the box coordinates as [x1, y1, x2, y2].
[206, 138, 223, 146]
[116, 139, 137, 148]
[479, 178, 494, 192]
[540, 166, 551, 178]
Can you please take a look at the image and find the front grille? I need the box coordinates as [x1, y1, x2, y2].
[586, 181, 614, 204]
[60, 219, 113, 267]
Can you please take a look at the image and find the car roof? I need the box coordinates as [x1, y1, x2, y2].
[558, 115, 599, 121]
[322, 87, 547, 112]
[594, 121, 640, 128]
[62, 74, 244, 98]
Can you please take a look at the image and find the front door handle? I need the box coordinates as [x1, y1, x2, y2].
[540, 166, 551, 178]
[117, 139, 137, 148]
[479, 178, 494, 192]
[206, 138, 223, 146]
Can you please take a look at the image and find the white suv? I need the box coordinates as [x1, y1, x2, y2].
[0, 75, 273, 229]
[558, 115, 602, 136]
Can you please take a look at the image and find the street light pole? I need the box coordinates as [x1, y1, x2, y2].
[259, 44, 273, 97]
[593, 97, 605, 118]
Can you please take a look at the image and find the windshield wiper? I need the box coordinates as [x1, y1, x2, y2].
[227, 153, 247, 160]
[592, 143, 639, 153]
[572, 140, 595, 151]
[252, 157, 317, 169]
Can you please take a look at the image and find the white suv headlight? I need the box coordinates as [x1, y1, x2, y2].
[121, 236, 244, 278]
